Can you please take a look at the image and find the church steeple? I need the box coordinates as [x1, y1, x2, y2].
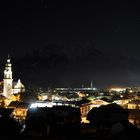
[4, 55, 12, 79]
[3, 55, 13, 98]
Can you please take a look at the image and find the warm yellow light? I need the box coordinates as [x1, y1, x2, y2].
[81, 117, 89, 123]
[110, 88, 126, 92]
[129, 90, 133, 93]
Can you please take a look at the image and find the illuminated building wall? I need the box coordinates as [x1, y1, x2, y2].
[2, 56, 25, 99]
[3, 57, 13, 98]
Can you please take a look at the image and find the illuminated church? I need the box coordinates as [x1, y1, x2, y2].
[2, 56, 25, 99]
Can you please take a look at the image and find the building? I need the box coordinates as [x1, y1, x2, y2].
[1, 56, 25, 100]
[79, 99, 109, 123]
[128, 109, 140, 128]
[127, 100, 140, 109]
[7, 101, 29, 121]
[80, 99, 109, 117]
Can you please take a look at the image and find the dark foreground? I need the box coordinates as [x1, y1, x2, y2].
[0, 123, 140, 140]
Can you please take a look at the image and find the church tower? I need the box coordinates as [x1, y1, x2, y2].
[3, 56, 13, 98]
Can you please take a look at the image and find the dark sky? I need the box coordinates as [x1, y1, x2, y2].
[0, 0, 140, 88]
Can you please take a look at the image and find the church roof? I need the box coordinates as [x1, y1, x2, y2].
[13, 81, 24, 88]
[7, 101, 29, 109]
[7, 101, 20, 108]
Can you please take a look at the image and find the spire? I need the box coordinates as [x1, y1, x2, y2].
[3, 55, 13, 98]
[18, 79, 21, 83]
[4, 55, 12, 79]
[7, 54, 10, 63]
[91, 81, 93, 89]
[8, 54, 10, 59]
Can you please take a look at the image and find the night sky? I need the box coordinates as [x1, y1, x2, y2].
[0, 0, 140, 89]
